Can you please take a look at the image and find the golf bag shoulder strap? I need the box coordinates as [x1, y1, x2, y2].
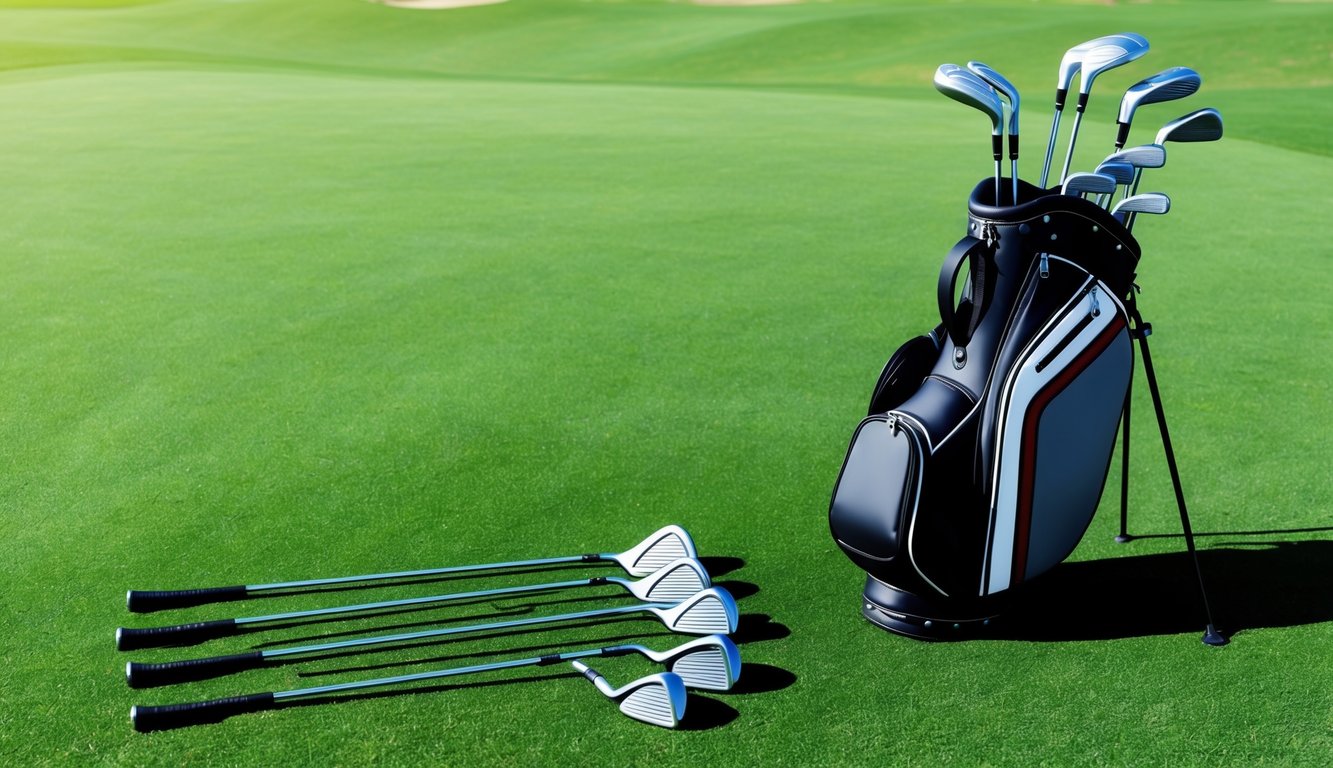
[937, 233, 994, 349]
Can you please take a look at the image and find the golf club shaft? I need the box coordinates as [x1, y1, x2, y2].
[125, 602, 669, 686]
[127, 553, 611, 612]
[130, 646, 624, 731]
[118, 575, 616, 650]
[1059, 109, 1086, 184]
[1040, 108, 1063, 187]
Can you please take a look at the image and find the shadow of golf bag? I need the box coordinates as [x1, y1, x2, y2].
[828, 179, 1141, 639]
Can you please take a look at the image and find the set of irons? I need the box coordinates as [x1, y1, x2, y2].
[118, 525, 740, 730]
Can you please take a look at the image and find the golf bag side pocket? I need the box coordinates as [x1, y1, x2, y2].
[868, 327, 943, 416]
[828, 414, 923, 571]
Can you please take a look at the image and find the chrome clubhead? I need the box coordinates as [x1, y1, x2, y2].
[935, 63, 1004, 135]
[1106, 144, 1167, 171]
[1062, 172, 1118, 198]
[1115, 67, 1202, 148]
[658, 635, 742, 692]
[658, 587, 738, 636]
[623, 557, 711, 602]
[1112, 192, 1171, 219]
[572, 662, 687, 729]
[613, 525, 697, 577]
[1094, 161, 1136, 188]
[1077, 33, 1150, 98]
[1156, 108, 1223, 145]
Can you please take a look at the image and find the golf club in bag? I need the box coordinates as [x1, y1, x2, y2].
[828, 176, 1224, 645]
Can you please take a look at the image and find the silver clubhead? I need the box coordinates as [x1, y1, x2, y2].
[1115, 67, 1201, 148]
[1094, 161, 1136, 187]
[1062, 172, 1118, 198]
[1105, 144, 1166, 171]
[1112, 192, 1171, 217]
[623, 557, 711, 602]
[658, 635, 742, 692]
[572, 662, 687, 729]
[1077, 33, 1150, 97]
[612, 525, 697, 576]
[967, 61, 1019, 137]
[655, 587, 738, 635]
[935, 63, 1004, 134]
[1156, 108, 1223, 145]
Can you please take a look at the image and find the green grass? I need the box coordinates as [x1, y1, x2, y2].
[1, 0, 1330, 765]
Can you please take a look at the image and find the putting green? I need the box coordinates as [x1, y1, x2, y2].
[1, 0, 1329, 764]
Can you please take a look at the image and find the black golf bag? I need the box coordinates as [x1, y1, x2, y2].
[828, 179, 1142, 638]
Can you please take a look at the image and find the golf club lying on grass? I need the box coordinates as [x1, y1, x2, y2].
[130, 635, 723, 731]
[572, 662, 687, 729]
[125, 587, 738, 687]
[126, 525, 696, 612]
[116, 557, 710, 651]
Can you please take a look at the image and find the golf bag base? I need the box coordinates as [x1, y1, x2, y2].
[860, 575, 1008, 640]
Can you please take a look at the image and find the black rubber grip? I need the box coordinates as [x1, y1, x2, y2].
[132, 692, 275, 732]
[127, 586, 248, 613]
[580, 553, 602, 563]
[991, 134, 1003, 161]
[127, 651, 265, 688]
[116, 619, 239, 651]
[1008, 134, 1019, 161]
[1054, 88, 1068, 110]
[1115, 122, 1131, 150]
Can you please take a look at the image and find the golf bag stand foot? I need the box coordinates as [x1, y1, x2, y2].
[861, 576, 1008, 641]
[1125, 293, 1228, 647]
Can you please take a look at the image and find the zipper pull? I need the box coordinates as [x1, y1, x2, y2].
[1039, 252, 1050, 278]
[983, 222, 999, 248]
[886, 414, 899, 434]
[1089, 286, 1101, 317]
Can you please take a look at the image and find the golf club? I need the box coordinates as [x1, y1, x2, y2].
[1100, 144, 1166, 204]
[130, 646, 699, 732]
[572, 662, 688, 729]
[934, 63, 1005, 203]
[117, 557, 710, 651]
[1040, 33, 1146, 188]
[1059, 32, 1150, 184]
[1127, 108, 1223, 197]
[1112, 192, 1171, 232]
[1114, 66, 1202, 150]
[127, 524, 696, 612]
[1091, 161, 1135, 206]
[967, 60, 1021, 203]
[124, 587, 739, 686]
[1061, 171, 1118, 199]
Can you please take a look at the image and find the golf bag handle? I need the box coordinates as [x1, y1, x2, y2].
[132, 693, 275, 732]
[937, 235, 994, 350]
[127, 651, 266, 689]
[116, 619, 239, 651]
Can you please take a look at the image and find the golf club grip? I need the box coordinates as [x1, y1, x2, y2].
[127, 586, 248, 613]
[127, 651, 266, 688]
[131, 692, 275, 732]
[116, 619, 239, 651]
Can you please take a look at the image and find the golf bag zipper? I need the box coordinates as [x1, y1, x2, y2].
[1039, 252, 1050, 279]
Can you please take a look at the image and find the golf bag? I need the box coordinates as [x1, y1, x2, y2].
[828, 179, 1141, 638]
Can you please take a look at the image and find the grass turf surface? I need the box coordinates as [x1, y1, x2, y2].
[1, 0, 1330, 764]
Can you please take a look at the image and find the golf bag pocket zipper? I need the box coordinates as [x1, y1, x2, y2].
[829, 412, 924, 571]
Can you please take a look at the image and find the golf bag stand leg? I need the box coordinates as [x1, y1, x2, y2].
[1116, 339, 1135, 544]
[1127, 295, 1227, 647]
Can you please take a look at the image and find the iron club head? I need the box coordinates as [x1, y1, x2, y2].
[571, 663, 688, 729]
[613, 525, 697, 576]
[1115, 66, 1202, 148]
[619, 557, 711, 602]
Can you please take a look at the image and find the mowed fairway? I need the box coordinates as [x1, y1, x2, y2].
[1, 0, 1330, 765]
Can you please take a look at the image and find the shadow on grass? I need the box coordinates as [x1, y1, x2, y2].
[990, 540, 1333, 642]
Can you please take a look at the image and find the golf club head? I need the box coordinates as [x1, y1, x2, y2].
[1058, 33, 1145, 92]
[658, 635, 742, 692]
[1105, 144, 1166, 171]
[1093, 161, 1136, 187]
[656, 587, 738, 635]
[1062, 172, 1118, 198]
[1077, 33, 1150, 98]
[572, 662, 687, 729]
[1112, 192, 1171, 217]
[1115, 66, 1202, 147]
[623, 557, 711, 602]
[935, 63, 1004, 135]
[967, 61, 1020, 136]
[612, 525, 697, 577]
[1155, 107, 1224, 145]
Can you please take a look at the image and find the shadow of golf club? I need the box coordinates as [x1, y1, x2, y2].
[699, 556, 745, 579]
[731, 613, 790, 645]
[726, 663, 797, 695]
[675, 696, 740, 730]
[713, 580, 758, 601]
[987, 540, 1333, 642]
